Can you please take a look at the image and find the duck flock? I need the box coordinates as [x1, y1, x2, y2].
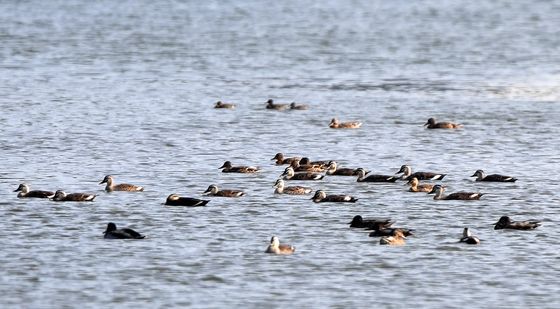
[13, 99, 542, 254]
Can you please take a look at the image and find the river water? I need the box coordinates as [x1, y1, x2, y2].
[1, 1, 560, 308]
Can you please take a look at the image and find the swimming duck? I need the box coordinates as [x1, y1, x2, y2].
[494, 216, 541, 230]
[99, 175, 144, 192]
[470, 170, 517, 182]
[311, 190, 358, 203]
[459, 228, 480, 244]
[265, 99, 289, 110]
[428, 185, 483, 200]
[203, 184, 245, 197]
[407, 177, 435, 192]
[379, 230, 407, 245]
[369, 228, 414, 237]
[271, 153, 301, 165]
[214, 101, 236, 109]
[299, 157, 331, 168]
[290, 160, 326, 173]
[397, 164, 446, 181]
[52, 190, 96, 202]
[165, 194, 210, 207]
[424, 117, 463, 129]
[356, 168, 398, 182]
[325, 161, 363, 176]
[281, 167, 324, 181]
[265, 236, 295, 255]
[348, 215, 394, 229]
[14, 183, 54, 198]
[273, 179, 312, 195]
[219, 161, 260, 173]
[290, 102, 308, 110]
[103, 222, 146, 239]
[329, 118, 362, 129]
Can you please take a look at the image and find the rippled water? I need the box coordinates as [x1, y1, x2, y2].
[1, 1, 560, 308]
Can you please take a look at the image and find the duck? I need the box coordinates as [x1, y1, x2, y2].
[407, 177, 435, 192]
[265, 236, 295, 255]
[459, 228, 480, 244]
[281, 167, 324, 181]
[494, 216, 541, 230]
[52, 190, 96, 202]
[103, 222, 146, 239]
[379, 230, 407, 245]
[14, 183, 54, 198]
[356, 168, 398, 182]
[273, 179, 312, 195]
[203, 184, 245, 197]
[290, 102, 308, 110]
[271, 153, 301, 165]
[299, 157, 331, 168]
[428, 185, 483, 200]
[369, 228, 414, 237]
[219, 161, 260, 173]
[165, 194, 210, 207]
[290, 160, 326, 173]
[470, 170, 517, 182]
[329, 118, 362, 129]
[348, 215, 394, 229]
[311, 190, 358, 203]
[99, 175, 144, 192]
[424, 117, 463, 129]
[214, 101, 236, 109]
[325, 161, 363, 176]
[397, 164, 446, 181]
[265, 99, 289, 110]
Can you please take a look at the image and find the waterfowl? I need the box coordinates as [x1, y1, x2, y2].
[99, 175, 144, 192]
[281, 167, 324, 181]
[348, 215, 394, 229]
[311, 190, 358, 203]
[103, 222, 146, 239]
[299, 157, 330, 168]
[214, 101, 236, 109]
[369, 228, 414, 237]
[379, 230, 407, 245]
[326, 161, 363, 176]
[407, 177, 435, 192]
[271, 153, 301, 165]
[329, 118, 362, 129]
[266, 99, 289, 110]
[52, 190, 96, 202]
[428, 185, 483, 200]
[273, 179, 312, 195]
[494, 216, 541, 230]
[424, 117, 463, 129]
[290, 102, 308, 110]
[265, 236, 295, 255]
[203, 184, 245, 197]
[356, 168, 398, 182]
[219, 161, 260, 173]
[471, 170, 517, 182]
[14, 183, 54, 198]
[165, 194, 209, 207]
[290, 159, 326, 173]
[459, 228, 480, 244]
[397, 164, 446, 181]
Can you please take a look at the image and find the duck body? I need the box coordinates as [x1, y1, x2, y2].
[165, 194, 209, 207]
[397, 165, 446, 181]
[99, 175, 144, 192]
[471, 170, 517, 182]
[203, 185, 245, 197]
[214, 101, 236, 109]
[265, 236, 295, 255]
[290, 102, 308, 110]
[428, 185, 483, 200]
[273, 179, 312, 195]
[407, 177, 435, 192]
[329, 118, 362, 129]
[311, 190, 357, 203]
[326, 161, 363, 176]
[219, 161, 260, 173]
[52, 190, 96, 202]
[104, 222, 146, 239]
[424, 117, 462, 129]
[299, 157, 331, 168]
[266, 99, 289, 110]
[494, 216, 541, 230]
[14, 183, 54, 198]
[271, 153, 301, 165]
[369, 228, 414, 237]
[356, 168, 398, 182]
[349, 215, 394, 229]
[291, 160, 326, 173]
[379, 230, 407, 245]
[282, 167, 324, 181]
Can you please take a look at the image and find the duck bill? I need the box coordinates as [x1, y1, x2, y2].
[99, 180, 107, 184]
[469, 173, 477, 177]
[218, 164, 226, 169]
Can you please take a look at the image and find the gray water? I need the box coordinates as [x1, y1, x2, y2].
[1, 0, 560, 308]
